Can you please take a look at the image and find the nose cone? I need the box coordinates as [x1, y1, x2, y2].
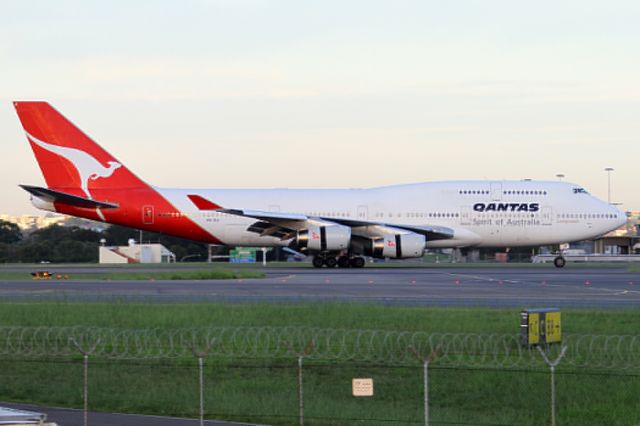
[616, 209, 628, 228]
[598, 200, 627, 234]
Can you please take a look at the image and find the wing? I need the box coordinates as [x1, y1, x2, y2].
[187, 194, 454, 241]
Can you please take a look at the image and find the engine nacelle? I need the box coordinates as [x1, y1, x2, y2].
[296, 224, 351, 252]
[368, 233, 426, 259]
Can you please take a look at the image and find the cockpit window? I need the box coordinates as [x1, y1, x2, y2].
[573, 188, 589, 194]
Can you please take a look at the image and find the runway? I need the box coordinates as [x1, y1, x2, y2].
[1, 266, 639, 308]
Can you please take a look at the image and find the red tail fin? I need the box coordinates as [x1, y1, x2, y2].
[14, 101, 148, 198]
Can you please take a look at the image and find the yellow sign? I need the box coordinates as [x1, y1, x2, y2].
[545, 311, 562, 343]
[352, 378, 374, 397]
[528, 312, 540, 345]
[521, 309, 562, 346]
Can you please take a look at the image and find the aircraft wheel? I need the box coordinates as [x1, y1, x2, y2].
[325, 257, 338, 268]
[312, 256, 325, 268]
[337, 256, 351, 268]
[350, 257, 365, 268]
[553, 256, 566, 268]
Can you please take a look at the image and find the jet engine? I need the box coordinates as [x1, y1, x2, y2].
[296, 224, 351, 251]
[366, 232, 426, 259]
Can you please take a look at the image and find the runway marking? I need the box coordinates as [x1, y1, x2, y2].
[442, 274, 640, 300]
[446, 273, 521, 284]
[611, 289, 640, 296]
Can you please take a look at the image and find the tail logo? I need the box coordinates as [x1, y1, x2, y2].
[26, 131, 122, 220]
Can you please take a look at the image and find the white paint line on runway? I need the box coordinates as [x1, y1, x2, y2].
[445, 272, 521, 284]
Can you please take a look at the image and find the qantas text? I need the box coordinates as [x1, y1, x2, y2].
[473, 203, 540, 212]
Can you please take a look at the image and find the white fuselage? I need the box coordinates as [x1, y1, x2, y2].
[157, 180, 626, 249]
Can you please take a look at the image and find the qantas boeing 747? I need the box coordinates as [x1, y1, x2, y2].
[14, 102, 626, 268]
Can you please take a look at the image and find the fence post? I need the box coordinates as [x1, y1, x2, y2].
[69, 337, 101, 426]
[423, 358, 429, 426]
[537, 345, 568, 426]
[297, 355, 304, 426]
[409, 346, 439, 426]
[285, 339, 315, 426]
[188, 340, 215, 426]
[198, 356, 205, 426]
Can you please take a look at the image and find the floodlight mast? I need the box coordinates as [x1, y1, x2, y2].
[604, 167, 614, 204]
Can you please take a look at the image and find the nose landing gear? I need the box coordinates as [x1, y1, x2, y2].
[553, 256, 566, 268]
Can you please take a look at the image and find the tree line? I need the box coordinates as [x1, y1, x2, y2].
[0, 220, 209, 263]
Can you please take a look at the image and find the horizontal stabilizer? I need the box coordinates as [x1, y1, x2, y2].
[19, 185, 119, 209]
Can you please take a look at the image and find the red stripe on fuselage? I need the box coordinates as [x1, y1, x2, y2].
[53, 187, 222, 244]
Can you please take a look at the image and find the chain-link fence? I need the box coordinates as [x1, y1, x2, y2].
[0, 327, 638, 425]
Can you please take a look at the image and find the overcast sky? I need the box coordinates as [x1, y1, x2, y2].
[1, 0, 638, 215]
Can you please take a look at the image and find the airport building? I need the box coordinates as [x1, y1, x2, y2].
[99, 240, 176, 264]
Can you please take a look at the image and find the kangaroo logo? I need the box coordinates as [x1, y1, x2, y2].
[26, 131, 122, 220]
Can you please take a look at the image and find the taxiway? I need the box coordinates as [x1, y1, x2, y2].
[1, 266, 638, 308]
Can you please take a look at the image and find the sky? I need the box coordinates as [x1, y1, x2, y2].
[1, 0, 639, 215]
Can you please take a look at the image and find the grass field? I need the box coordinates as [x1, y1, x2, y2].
[0, 302, 639, 334]
[629, 264, 640, 273]
[3, 358, 635, 425]
[0, 302, 638, 425]
[0, 267, 264, 281]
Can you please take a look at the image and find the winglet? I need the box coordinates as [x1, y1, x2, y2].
[187, 194, 223, 210]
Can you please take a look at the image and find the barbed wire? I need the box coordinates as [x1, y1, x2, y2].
[0, 326, 638, 369]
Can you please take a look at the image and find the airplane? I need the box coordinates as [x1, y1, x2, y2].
[14, 101, 627, 268]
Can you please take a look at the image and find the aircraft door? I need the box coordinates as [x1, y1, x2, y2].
[460, 206, 472, 225]
[490, 183, 502, 201]
[357, 205, 368, 220]
[142, 205, 154, 225]
[541, 206, 553, 225]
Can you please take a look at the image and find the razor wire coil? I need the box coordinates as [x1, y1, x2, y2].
[0, 326, 638, 369]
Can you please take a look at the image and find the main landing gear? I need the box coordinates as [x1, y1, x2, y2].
[553, 256, 566, 268]
[312, 253, 365, 268]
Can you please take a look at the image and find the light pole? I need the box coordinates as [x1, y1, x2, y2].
[555, 173, 565, 181]
[604, 167, 614, 204]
